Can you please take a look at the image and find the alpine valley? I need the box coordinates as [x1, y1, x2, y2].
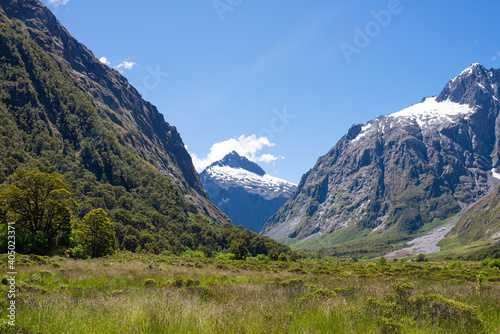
[263, 63, 500, 257]
[5, 0, 499, 261]
[199, 151, 296, 233]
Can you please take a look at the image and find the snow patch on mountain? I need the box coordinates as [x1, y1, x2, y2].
[389, 97, 476, 127]
[204, 165, 297, 200]
[352, 97, 476, 143]
[351, 123, 373, 143]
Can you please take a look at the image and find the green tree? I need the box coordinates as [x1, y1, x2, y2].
[228, 238, 248, 260]
[78, 208, 117, 258]
[121, 235, 139, 252]
[415, 253, 428, 262]
[0, 170, 76, 253]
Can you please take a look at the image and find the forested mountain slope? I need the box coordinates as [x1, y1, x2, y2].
[0, 0, 290, 256]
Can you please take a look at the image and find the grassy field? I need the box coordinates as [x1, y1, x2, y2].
[1, 253, 499, 334]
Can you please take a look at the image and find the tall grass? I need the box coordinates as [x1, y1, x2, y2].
[1, 254, 499, 333]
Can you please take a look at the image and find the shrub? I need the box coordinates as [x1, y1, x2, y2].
[144, 278, 157, 288]
[256, 254, 269, 261]
[378, 317, 403, 334]
[447, 261, 457, 268]
[71, 246, 88, 259]
[392, 282, 414, 305]
[476, 271, 491, 292]
[408, 294, 481, 326]
[172, 275, 185, 288]
[489, 258, 500, 269]
[415, 253, 427, 262]
[280, 278, 305, 288]
[30, 274, 41, 285]
[287, 266, 307, 274]
[183, 247, 205, 258]
[300, 287, 336, 301]
[481, 258, 491, 267]
[39, 270, 53, 284]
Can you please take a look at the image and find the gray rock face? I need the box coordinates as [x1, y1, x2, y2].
[263, 63, 500, 243]
[200, 152, 296, 232]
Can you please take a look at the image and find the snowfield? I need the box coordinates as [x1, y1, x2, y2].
[204, 165, 297, 200]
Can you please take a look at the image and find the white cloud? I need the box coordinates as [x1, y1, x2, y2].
[99, 57, 110, 66]
[492, 51, 500, 61]
[115, 61, 136, 70]
[48, 0, 70, 7]
[190, 135, 282, 172]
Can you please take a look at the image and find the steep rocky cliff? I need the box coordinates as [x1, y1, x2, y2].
[447, 170, 500, 245]
[263, 63, 500, 246]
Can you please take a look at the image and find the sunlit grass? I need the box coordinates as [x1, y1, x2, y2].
[0, 253, 499, 333]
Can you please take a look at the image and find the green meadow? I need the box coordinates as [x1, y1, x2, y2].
[1, 253, 499, 334]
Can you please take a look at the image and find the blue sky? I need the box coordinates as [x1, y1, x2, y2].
[41, 0, 500, 184]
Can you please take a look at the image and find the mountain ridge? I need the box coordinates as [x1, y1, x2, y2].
[0, 0, 227, 223]
[208, 151, 266, 176]
[263, 63, 500, 250]
[200, 151, 296, 232]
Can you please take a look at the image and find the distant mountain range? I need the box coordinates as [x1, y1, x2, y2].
[200, 151, 296, 232]
[263, 63, 500, 253]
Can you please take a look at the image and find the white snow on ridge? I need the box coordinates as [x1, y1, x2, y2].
[351, 123, 373, 143]
[351, 97, 476, 143]
[491, 168, 500, 181]
[206, 165, 297, 200]
[388, 97, 476, 128]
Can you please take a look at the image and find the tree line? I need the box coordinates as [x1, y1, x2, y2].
[0, 170, 292, 259]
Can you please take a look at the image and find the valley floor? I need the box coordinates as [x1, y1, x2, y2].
[1, 253, 499, 334]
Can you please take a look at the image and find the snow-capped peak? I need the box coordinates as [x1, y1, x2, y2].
[208, 150, 266, 176]
[204, 165, 297, 200]
[201, 152, 297, 200]
[450, 63, 484, 84]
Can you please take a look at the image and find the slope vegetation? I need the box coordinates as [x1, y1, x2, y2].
[0, 0, 290, 257]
